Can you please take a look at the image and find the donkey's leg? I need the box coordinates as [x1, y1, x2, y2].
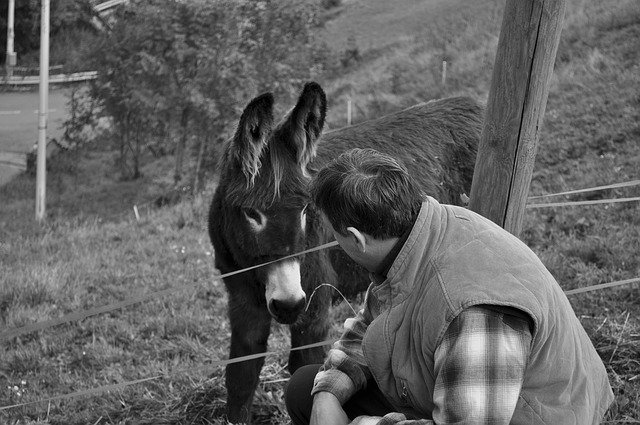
[226, 301, 271, 424]
[288, 293, 330, 373]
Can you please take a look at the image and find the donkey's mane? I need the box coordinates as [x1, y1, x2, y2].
[268, 137, 315, 202]
[222, 139, 311, 209]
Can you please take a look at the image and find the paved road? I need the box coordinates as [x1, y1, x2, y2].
[0, 89, 69, 186]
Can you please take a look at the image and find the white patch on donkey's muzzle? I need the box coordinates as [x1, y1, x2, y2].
[265, 259, 306, 323]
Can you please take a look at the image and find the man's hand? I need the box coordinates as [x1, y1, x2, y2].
[349, 415, 383, 425]
[310, 392, 349, 425]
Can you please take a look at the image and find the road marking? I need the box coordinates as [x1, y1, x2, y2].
[0, 151, 27, 170]
[0, 109, 58, 115]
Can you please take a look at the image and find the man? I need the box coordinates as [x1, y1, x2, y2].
[285, 148, 613, 425]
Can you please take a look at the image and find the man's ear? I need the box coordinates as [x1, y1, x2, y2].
[346, 227, 367, 253]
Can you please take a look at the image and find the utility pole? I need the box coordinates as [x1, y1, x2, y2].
[36, 0, 50, 222]
[5, 0, 16, 77]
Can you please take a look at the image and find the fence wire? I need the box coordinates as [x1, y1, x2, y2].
[2, 179, 639, 412]
[1, 276, 637, 412]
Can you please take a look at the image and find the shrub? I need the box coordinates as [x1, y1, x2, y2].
[321, 0, 342, 10]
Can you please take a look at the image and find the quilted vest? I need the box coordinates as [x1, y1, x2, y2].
[362, 198, 614, 424]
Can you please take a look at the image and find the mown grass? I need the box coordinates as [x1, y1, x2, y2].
[1, 0, 639, 423]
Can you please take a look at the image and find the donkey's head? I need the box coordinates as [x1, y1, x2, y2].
[215, 82, 327, 324]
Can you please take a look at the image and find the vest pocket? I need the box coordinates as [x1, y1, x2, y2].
[515, 393, 546, 424]
[397, 378, 416, 407]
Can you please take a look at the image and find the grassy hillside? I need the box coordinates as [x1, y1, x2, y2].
[1, 0, 639, 423]
[317, 0, 504, 128]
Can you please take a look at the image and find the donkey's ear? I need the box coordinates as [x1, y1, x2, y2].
[280, 82, 327, 171]
[233, 92, 275, 186]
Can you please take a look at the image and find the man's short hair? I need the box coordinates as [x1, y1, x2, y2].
[310, 148, 424, 239]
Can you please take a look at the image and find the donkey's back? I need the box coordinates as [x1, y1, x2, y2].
[314, 97, 482, 205]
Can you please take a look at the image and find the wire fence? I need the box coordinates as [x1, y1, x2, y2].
[0, 339, 334, 412]
[526, 196, 640, 208]
[1, 178, 638, 412]
[0, 241, 339, 342]
[1, 275, 638, 412]
[526, 178, 640, 208]
[100, 178, 640, 223]
[6, 177, 635, 339]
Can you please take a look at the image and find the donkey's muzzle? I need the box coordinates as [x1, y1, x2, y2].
[269, 297, 306, 324]
[265, 259, 306, 324]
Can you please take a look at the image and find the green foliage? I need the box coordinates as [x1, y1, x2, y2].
[50, 0, 97, 35]
[0, 0, 39, 64]
[0, 0, 99, 68]
[321, 0, 342, 10]
[83, 0, 327, 184]
[62, 85, 100, 150]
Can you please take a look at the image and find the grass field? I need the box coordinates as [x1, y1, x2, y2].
[1, 0, 639, 423]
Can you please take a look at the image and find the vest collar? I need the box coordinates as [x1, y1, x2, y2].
[369, 226, 412, 282]
[371, 197, 445, 306]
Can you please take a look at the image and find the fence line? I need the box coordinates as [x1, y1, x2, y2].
[564, 277, 640, 296]
[100, 185, 191, 223]
[0, 241, 339, 342]
[72, 178, 640, 225]
[1, 179, 638, 411]
[528, 179, 640, 200]
[5, 190, 636, 340]
[94, 0, 128, 12]
[1, 71, 98, 86]
[0, 376, 162, 412]
[88, 178, 640, 222]
[11, 64, 63, 73]
[526, 196, 640, 209]
[4, 177, 637, 341]
[0, 339, 335, 412]
[1, 275, 638, 413]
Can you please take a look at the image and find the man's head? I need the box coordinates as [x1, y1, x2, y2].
[310, 148, 423, 269]
[311, 148, 423, 238]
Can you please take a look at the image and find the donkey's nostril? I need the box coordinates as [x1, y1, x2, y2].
[269, 298, 306, 324]
[271, 298, 306, 314]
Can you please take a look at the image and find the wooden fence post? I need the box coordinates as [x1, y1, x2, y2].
[441, 60, 447, 88]
[469, 0, 567, 236]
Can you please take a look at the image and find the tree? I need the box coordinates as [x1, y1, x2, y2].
[1, 0, 98, 67]
[82, 0, 328, 186]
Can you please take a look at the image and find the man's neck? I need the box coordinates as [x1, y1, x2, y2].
[374, 228, 413, 277]
[365, 237, 400, 274]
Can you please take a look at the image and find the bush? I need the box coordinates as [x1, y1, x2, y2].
[321, 0, 341, 10]
[78, 0, 330, 185]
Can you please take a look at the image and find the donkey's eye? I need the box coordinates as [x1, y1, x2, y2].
[250, 125, 260, 140]
[242, 207, 267, 232]
[242, 207, 263, 223]
[300, 204, 309, 232]
[300, 204, 311, 220]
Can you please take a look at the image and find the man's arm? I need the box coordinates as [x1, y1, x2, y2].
[431, 306, 532, 424]
[310, 287, 380, 425]
[365, 306, 532, 425]
[310, 392, 349, 425]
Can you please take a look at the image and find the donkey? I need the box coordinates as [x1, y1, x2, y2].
[208, 82, 483, 423]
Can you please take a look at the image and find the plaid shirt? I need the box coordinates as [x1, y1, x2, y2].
[313, 305, 532, 425]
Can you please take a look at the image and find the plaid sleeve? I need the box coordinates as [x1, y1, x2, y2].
[311, 286, 378, 404]
[431, 306, 532, 424]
